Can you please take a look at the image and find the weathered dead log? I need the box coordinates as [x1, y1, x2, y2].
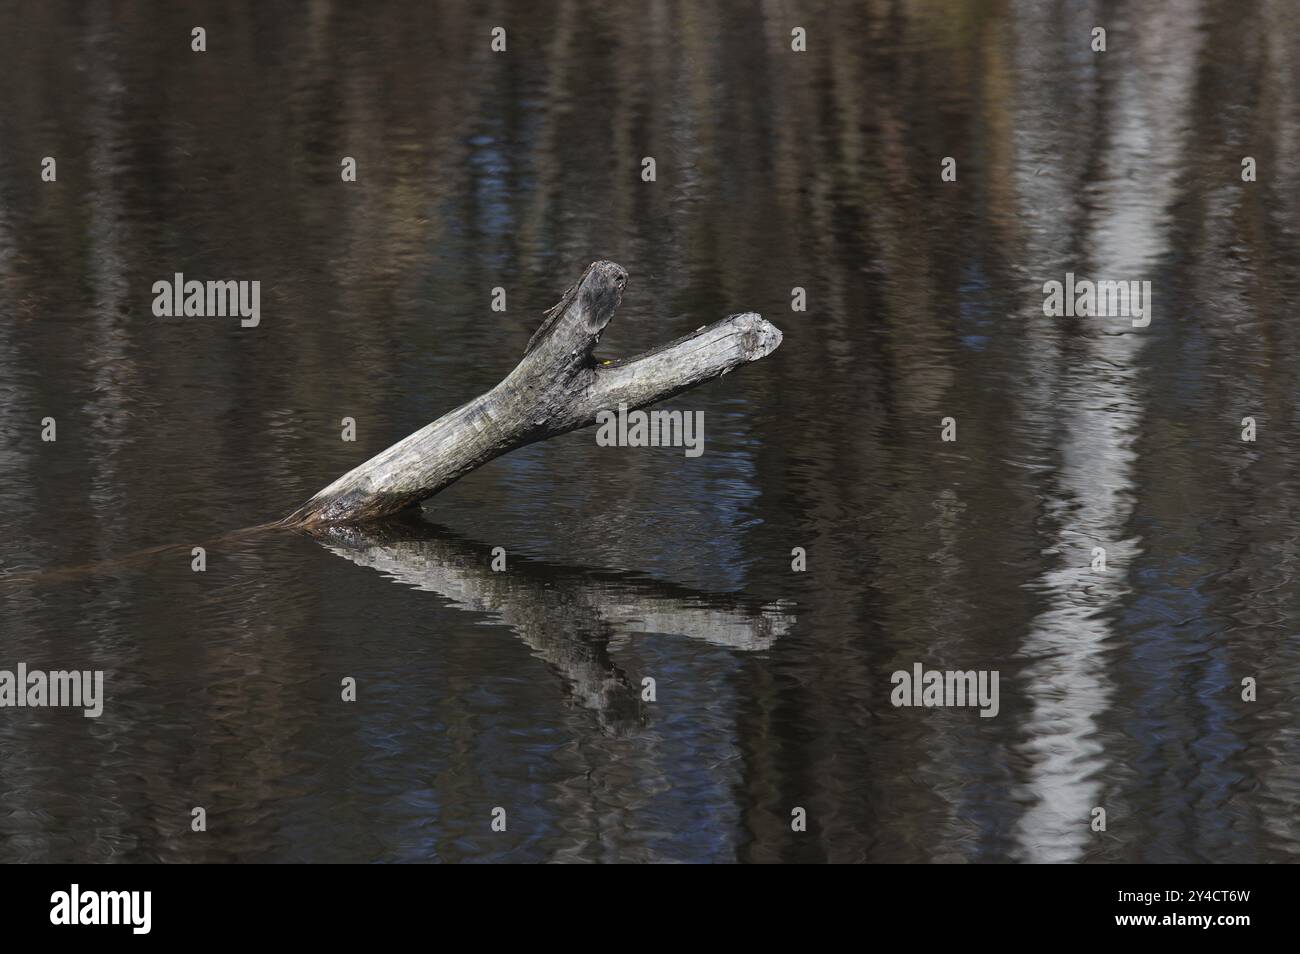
[284, 261, 783, 526]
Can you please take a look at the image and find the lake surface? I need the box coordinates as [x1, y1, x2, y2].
[1, 1, 1298, 862]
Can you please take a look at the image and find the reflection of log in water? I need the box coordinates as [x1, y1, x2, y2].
[311, 515, 795, 736]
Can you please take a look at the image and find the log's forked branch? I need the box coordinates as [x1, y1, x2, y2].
[284, 261, 783, 527]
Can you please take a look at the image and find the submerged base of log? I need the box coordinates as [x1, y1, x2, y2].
[284, 261, 782, 527]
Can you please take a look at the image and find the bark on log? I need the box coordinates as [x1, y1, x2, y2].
[284, 261, 783, 526]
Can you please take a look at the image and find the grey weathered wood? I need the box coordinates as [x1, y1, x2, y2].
[284, 261, 783, 526]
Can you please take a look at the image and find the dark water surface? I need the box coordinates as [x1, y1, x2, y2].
[2, 2, 1299, 862]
